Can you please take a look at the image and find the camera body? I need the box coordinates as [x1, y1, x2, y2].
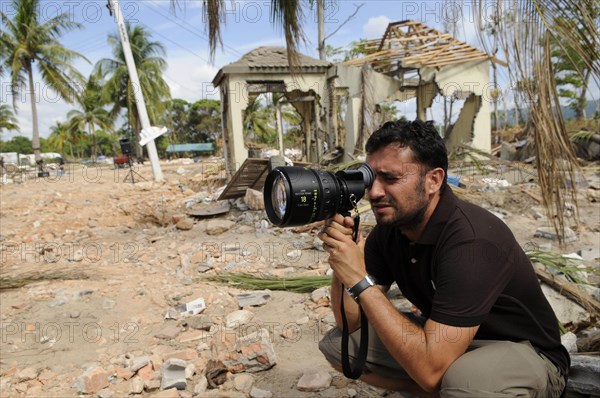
[263, 164, 374, 227]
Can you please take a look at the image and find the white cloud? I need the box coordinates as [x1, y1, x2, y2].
[363, 16, 390, 38]
[164, 51, 222, 102]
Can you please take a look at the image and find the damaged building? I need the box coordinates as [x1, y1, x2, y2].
[212, 20, 507, 173]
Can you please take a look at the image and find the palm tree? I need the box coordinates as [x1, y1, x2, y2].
[243, 97, 277, 146]
[47, 121, 75, 158]
[95, 23, 170, 158]
[0, 0, 88, 162]
[67, 76, 113, 161]
[0, 104, 19, 134]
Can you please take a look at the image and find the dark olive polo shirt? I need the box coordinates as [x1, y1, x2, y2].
[364, 186, 570, 373]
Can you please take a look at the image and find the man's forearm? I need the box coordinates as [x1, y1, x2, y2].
[357, 286, 476, 392]
[330, 273, 361, 332]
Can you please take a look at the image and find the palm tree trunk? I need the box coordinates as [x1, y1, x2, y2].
[27, 65, 41, 162]
[90, 124, 97, 161]
[576, 69, 591, 120]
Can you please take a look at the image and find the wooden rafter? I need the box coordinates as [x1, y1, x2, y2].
[346, 20, 506, 75]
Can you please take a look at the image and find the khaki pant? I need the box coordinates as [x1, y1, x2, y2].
[319, 321, 566, 397]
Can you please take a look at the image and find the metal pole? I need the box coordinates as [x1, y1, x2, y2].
[108, 0, 163, 181]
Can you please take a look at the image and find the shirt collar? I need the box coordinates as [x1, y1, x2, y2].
[414, 185, 457, 245]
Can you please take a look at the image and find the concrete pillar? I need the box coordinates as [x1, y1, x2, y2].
[224, 80, 249, 172]
[416, 82, 437, 121]
[344, 97, 362, 161]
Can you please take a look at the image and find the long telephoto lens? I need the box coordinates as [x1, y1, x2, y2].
[263, 163, 374, 227]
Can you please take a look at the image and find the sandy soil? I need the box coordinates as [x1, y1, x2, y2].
[0, 159, 598, 397]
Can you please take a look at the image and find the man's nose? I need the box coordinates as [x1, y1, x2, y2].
[368, 177, 384, 200]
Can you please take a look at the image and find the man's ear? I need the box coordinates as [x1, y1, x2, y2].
[428, 168, 445, 193]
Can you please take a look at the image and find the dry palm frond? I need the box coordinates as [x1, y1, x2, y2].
[271, 0, 306, 74]
[474, 0, 599, 245]
[0, 270, 90, 290]
[205, 274, 331, 293]
[203, 0, 225, 62]
[570, 130, 599, 142]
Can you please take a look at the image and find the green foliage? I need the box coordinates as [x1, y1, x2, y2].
[243, 96, 277, 146]
[0, 0, 87, 159]
[0, 136, 33, 154]
[95, 23, 171, 148]
[160, 98, 222, 146]
[0, 104, 19, 133]
[550, 2, 600, 120]
[526, 250, 600, 283]
[67, 75, 113, 160]
[324, 39, 371, 62]
[205, 274, 332, 293]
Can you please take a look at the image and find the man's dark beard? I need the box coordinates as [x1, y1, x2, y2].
[373, 176, 429, 230]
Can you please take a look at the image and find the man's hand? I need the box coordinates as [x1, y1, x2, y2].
[318, 214, 367, 288]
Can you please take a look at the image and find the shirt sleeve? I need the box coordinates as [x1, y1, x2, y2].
[364, 226, 395, 287]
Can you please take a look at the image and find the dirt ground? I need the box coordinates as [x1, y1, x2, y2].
[0, 158, 598, 397]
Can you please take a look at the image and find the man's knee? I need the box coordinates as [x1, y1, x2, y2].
[440, 341, 551, 397]
[318, 327, 343, 368]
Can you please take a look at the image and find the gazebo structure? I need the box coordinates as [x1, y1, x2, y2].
[212, 47, 330, 173]
[212, 20, 506, 173]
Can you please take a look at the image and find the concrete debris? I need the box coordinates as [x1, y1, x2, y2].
[225, 310, 255, 328]
[541, 284, 589, 324]
[534, 226, 578, 242]
[194, 375, 209, 393]
[561, 332, 578, 353]
[568, 355, 600, 396]
[194, 390, 246, 398]
[296, 369, 332, 392]
[2, 159, 599, 398]
[154, 324, 182, 340]
[236, 291, 272, 308]
[184, 314, 214, 330]
[185, 363, 196, 379]
[98, 388, 114, 398]
[75, 366, 110, 394]
[250, 387, 274, 398]
[213, 328, 277, 373]
[15, 367, 38, 382]
[577, 247, 600, 262]
[160, 358, 188, 391]
[233, 373, 255, 392]
[131, 356, 150, 372]
[311, 286, 330, 303]
[206, 219, 235, 235]
[129, 376, 145, 394]
[176, 217, 194, 230]
[244, 188, 265, 210]
[152, 387, 180, 397]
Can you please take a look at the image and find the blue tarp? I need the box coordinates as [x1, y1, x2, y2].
[166, 143, 214, 153]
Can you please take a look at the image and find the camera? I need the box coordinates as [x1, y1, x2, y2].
[263, 163, 375, 227]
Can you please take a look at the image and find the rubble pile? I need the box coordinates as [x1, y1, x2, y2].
[0, 159, 598, 397]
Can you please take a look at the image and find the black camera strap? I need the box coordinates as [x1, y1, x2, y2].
[340, 288, 369, 379]
[340, 213, 369, 379]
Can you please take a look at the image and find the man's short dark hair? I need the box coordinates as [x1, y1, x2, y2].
[366, 119, 448, 183]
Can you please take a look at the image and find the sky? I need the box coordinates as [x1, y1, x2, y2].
[1, 0, 598, 141]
